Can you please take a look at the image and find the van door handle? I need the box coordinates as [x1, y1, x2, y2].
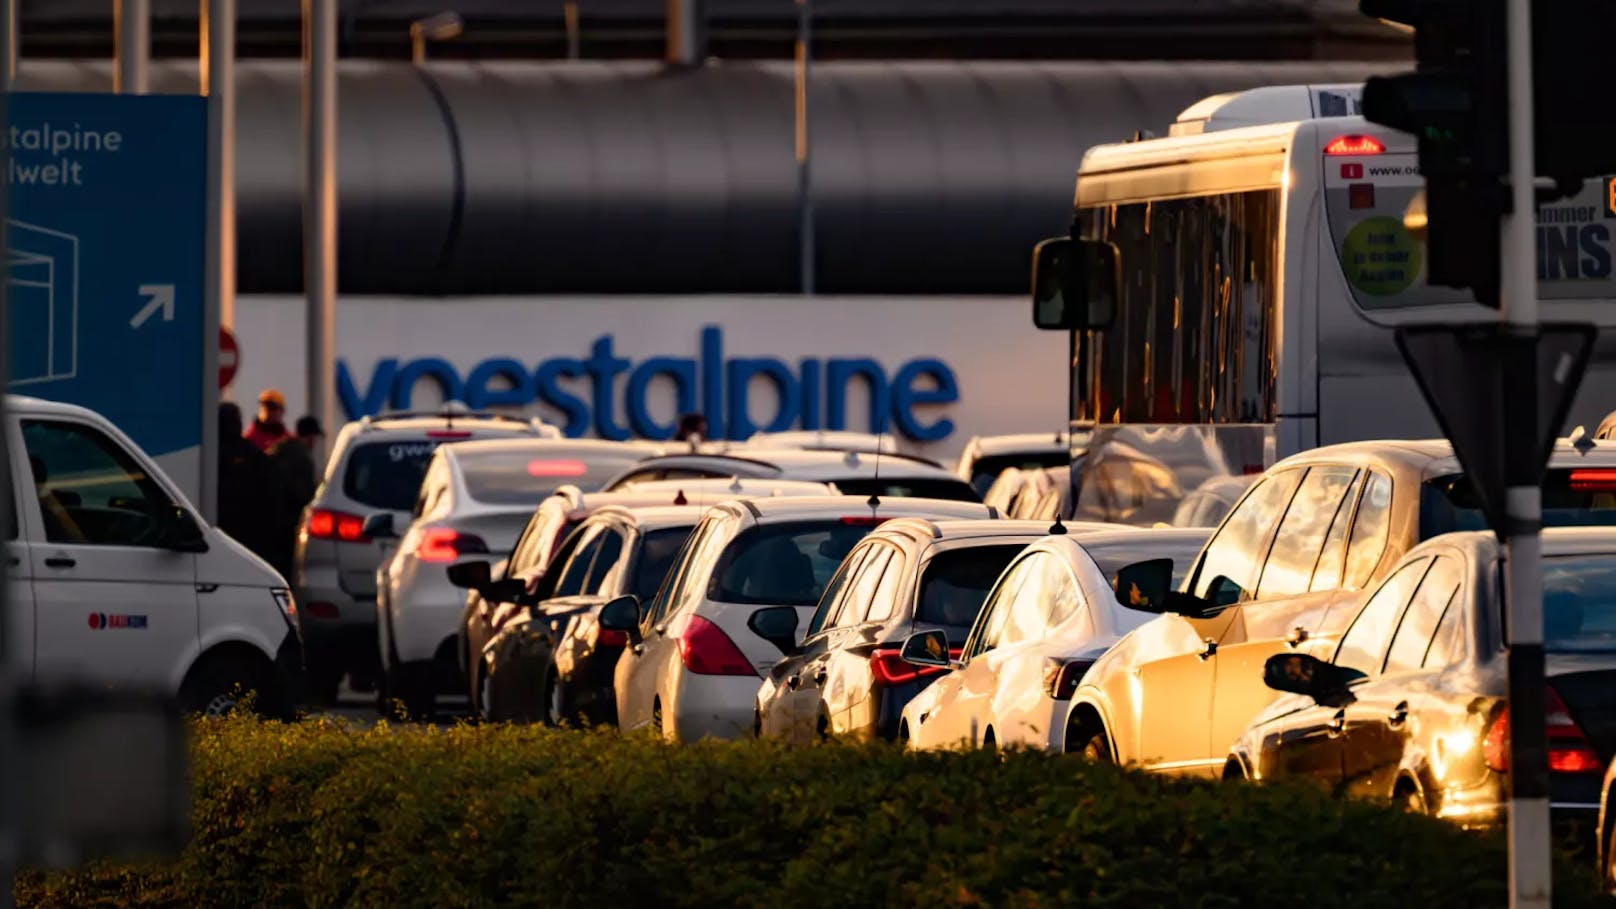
[1388, 702, 1409, 728]
[1327, 709, 1346, 738]
[1197, 638, 1218, 660]
[44, 556, 76, 569]
[1286, 627, 1309, 648]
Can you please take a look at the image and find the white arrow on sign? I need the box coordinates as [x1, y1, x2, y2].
[130, 284, 176, 328]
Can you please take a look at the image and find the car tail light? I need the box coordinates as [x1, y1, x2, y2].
[415, 527, 490, 563]
[306, 508, 369, 543]
[840, 516, 890, 526]
[527, 459, 589, 478]
[1569, 468, 1616, 492]
[1042, 658, 1092, 700]
[1324, 134, 1384, 155]
[305, 601, 339, 620]
[677, 615, 756, 676]
[427, 430, 473, 440]
[1483, 687, 1601, 774]
[869, 647, 961, 687]
[598, 629, 629, 647]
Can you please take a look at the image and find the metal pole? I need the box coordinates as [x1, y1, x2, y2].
[794, 0, 814, 296]
[201, 0, 235, 522]
[1500, 0, 1548, 905]
[304, 0, 338, 460]
[564, 0, 581, 60]
[410, 31, 424, 65]
[114, 0, 150, 94]
[0, 7, 16, 903]
[0, 0, 15, 86]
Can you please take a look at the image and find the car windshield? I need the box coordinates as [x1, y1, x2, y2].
[1541, 554, 1616, 652]
[915, 544, 1027, 628]
[968, 452, 1069, 496]
[833, 478, 980, 502]
[630, 526, 695, 601]
[709, 520, 877, 606]
[342, 440, 444, 511]
[1421, 469, 1616, 537]
[461, 451, 639, 504]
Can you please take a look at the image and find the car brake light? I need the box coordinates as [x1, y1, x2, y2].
[869, 646, 961, 687]
[1569, 468, 1616, 492]
[1042, 658, 1091, 700]
[306, 508, 370, 543]
[527, 459, 589, 478]
[1324, 134, 1384, 155]
[415, 527, 490, 563]
[427, 430, 473, 440]
[840, 516, 890, 526]
[1483, 687, 1601, 774]
[598, 629, 629, 647]
[677, 615, 755, 676]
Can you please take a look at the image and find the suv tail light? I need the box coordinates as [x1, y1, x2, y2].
[306, 508, 369, 543]
[677, 615, 756, 676]
[869, 646, 960, 687]
[415, 527, 491, 563]
[1042, 658, 1092, 700]
[1483, 686, 1602, 774]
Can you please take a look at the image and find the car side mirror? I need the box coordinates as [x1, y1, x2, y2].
[447, 560, 492, 592]
[899, 629, 952, 669]
[748, 606, 800, 655]
[1031, 237, 1119, 332]
[1263, 653, 1362, 708]
[597, 595, 641, 642]
[158, 506, 208, 553]
[1112, 558, 1175, 612]
[361, 513, 397, 540]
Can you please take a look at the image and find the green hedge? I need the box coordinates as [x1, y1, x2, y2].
[17, 715, 1607, 908]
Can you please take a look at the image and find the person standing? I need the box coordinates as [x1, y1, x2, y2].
[272, 415, 324, 514]
[217, 402, 288, 573]
[245, 388, 294, 452]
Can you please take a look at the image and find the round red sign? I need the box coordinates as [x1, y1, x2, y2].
[220, 327, 241, 389]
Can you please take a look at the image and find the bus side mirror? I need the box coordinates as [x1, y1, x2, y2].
[1031, 237, 1119, 331]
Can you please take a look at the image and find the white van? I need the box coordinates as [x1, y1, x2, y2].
[4, 395, 300, 715]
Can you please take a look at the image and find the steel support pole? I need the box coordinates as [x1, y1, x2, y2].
[1500, 0, 1548, 905]
[565, 0, 581, 60]
[0, 5, 15, 902]
[200, 0, 234, 521]
[794, 0, 813, 296]
[304, 0, 337, 460]
[114, 0, 150, 94]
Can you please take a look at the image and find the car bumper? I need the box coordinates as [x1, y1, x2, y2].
[270, 631, 306, 717]
[388, 591, 471, 664]
[670, 672, 762, 742]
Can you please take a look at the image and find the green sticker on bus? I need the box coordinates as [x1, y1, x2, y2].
[1341, 216, 1422, 296]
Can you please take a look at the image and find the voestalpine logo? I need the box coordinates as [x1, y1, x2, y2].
[336, 326, 961, 442]
[87, 612, 149, 629]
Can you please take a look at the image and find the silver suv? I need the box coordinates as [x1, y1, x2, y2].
[293, 403, 558, 699]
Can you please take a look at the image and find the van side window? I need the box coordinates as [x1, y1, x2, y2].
[1255, 467, 1359, 599]
[1343, 471, 1394, 589]
[21, 419, 175, 547]
[1192, 469, 1304, 602]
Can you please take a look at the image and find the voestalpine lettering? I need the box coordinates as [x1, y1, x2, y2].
[336, 326, 961, 442]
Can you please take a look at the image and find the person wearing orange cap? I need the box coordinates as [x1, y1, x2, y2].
[245, 388, 294, 453]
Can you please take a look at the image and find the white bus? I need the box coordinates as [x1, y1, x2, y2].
[1033, 84, 1616, 525]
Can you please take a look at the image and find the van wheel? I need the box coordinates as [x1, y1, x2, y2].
[181, 658, 265, 718]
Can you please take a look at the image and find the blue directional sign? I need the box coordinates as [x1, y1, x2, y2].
[6, 92, 207, 491]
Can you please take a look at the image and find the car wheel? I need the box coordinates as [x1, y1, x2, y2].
[898, 721, 910, 747]
[181, 658, 265, 718]
[652, 698, 672, 742]
[1079, 727, 1112, 763]
[816, 710, 832, 743]
[1397, 783, 1427, 815]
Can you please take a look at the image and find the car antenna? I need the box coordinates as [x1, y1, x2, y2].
[1048, 513, 1067, 535]
[674, 489, 688, 506]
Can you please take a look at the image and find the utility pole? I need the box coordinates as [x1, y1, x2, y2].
[201, 0, 235, 522]
[304, 0, 338, 460]
[794, 0, 814, 295]
[115, 0, 151, 94]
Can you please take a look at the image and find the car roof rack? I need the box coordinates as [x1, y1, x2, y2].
[358, 401, 557, 436]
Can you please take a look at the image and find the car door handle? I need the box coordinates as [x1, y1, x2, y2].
[44, 556, 76, 569]
[1286, 627, 1309, 649]
[1388, 702, 1409, 728]
[1327, 709, 1346, 738]
[786, 674, 801, 691]
[1197, 638, 1218, 661]
[654, 624, 667, 637]
[813, 668, 828, 686]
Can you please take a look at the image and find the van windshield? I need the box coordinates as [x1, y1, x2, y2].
[1420, 469, 1616, 537]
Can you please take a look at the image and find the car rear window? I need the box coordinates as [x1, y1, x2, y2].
[709, 520, 878, 606]
[833, 478, 981, 502]
[1421, 469, 1616, 537]
[461, 451, 640, 504]
[1542, 554, 1616, 652]
[630, 526, 696, 601]
[342, 440, 444, 511]
[968, 452, 1069, 496]
[915, 544, 1027, 627]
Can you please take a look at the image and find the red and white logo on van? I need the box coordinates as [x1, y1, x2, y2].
[1340, 162, 1364, 179]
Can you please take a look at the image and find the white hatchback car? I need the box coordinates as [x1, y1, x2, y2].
[900, 527, 1209, 752]
[602, 495, 997, 741]
[371, 437, 648, 716]
[6, 395, 299, 716]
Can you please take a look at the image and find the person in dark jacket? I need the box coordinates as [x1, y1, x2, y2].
[269, 415, 324, 576]
[218, 402, 288, 575]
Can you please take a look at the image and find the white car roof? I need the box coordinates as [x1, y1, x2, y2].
[713, 494, 994, 524]
[964, 432, 1074, 458]
[1417, 527, 1616, 562]
[440, 437, 653, 461]
[628, 478, 836, 497]
[1276, 437, 1616, 480]
[589, 503, 711, 531]
[734, 430, 901, 454]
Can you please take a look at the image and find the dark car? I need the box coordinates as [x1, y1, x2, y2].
[755, 518, 1066, 743]
[1231, 528, 1616, 844]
